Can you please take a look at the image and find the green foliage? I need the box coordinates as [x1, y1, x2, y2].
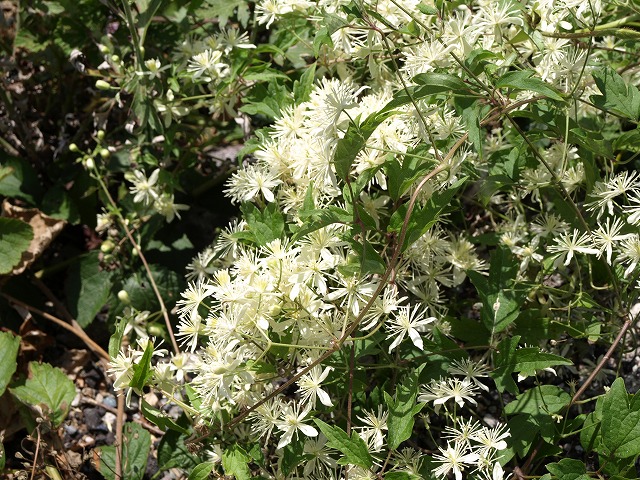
[0, 331, 20, 396]
[591, 67, 640, 121]
[222, 444, 252, 480]
[0, 218, 34, 275]
[10, 362, 76, 428]
[385, 366, 424, 450]
[315, 419, 373, 469]
[64, 251, 112, 327]
[96, 422, 151, 480]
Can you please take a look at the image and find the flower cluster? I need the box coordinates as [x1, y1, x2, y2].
[105, 0, 640, 478]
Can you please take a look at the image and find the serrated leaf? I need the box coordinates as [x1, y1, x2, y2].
[239, 202, 285, 246]
[0, 331, 20, 396]
[386, 366, 425, 450]
[0, 218, 34, 275]
[222, 444, 251, 480]
[11, 362, 76, 428]
[65, 251, 112, 327]
[511, 348, 573, 378]
[194, 0, 249, 26]
[591, 67, 640, 121]
[315, 419, 373, 469]
[96, 423, 150, 480]
[504, 385, 570, 416]
[602, 377, 640, 458]
[188, 462, 216, 480]
[496, 70, 564, 101]
[546, 458, 590, 480]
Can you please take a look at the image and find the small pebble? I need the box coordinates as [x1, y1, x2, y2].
[64, 425, 78, 436]
[103, 395, 117, 408]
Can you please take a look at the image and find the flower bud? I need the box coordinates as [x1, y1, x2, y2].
[101, 239, 115, 253]
[85, 157, 95, 169]
[69, 143, 79, 152]
[95, 79, 112, 90]
[99, 148, 110, 158]
[111, 55, 120, 63]
[117, 290, 131, 304]
[97, 130, 105, 141]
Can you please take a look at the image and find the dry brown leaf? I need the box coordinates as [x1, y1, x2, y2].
[2, 199, 66, 276]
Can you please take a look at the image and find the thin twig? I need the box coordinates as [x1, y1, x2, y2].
[115, 392, 125, 480]
[2, 293, 110, 362]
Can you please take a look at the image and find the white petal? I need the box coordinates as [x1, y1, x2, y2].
[298, 424, 318, 437]
[317, 388, 334, 407]
[408, 328, 424, 350]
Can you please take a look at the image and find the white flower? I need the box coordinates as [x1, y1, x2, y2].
[418, 378, 479, 413]
[297, 365, 334, 407]
[386, 304, 436, 353]
[224, 164, 282, 204]
[433, 441, 479, 480]
[276, 402, 318, 449]
[127, 168, 160, 205]
[547, 229, 599, 266]
[187, 49, 229, 81]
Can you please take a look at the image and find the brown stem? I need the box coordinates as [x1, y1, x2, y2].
[2, 293, 110, 362]
[115, 392, 125, 480]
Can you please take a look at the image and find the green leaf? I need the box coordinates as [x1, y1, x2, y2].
[496, 70, 564, 101]
[121, 265, 183, 313]
[314, 419, 373, 469]
[193, 0, 249, 26]
[188, 462, 216, 480]
[602, 377, 640, 458]
[412, 72, 469, 94]
[96, 423, 150, 480]
[0, 218, 34, 275]
[385, 366, 425, 450]
[504, 385, 570, 417]
[238, 202, 285, 246]
[65, 251, 112, 327]
[462, 102, 483, 161]
[222, 444, 252, 480]
[41, 186, 80, 223]
[546, 458, 590, 480]
[11, 362, 76, 428]
[491, 335, 520, 393]
[0, 331, 20, 396]
[141, 399, 189, 433]
[293, 63, 316, 104]
[108, 316, 127, 360]
[467, 246, 528, 335]
[130, 341, 154, 390]
[334, 111, 394, 182]
[388, 177, 467, 251]
[591, 67, 640, 121]
[0, 157, 43, 204]
[511, 348, 573, 378]
[158, 430, 199, 472]
[282, 439, 305, 476]
[385, 472, 420, 480]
